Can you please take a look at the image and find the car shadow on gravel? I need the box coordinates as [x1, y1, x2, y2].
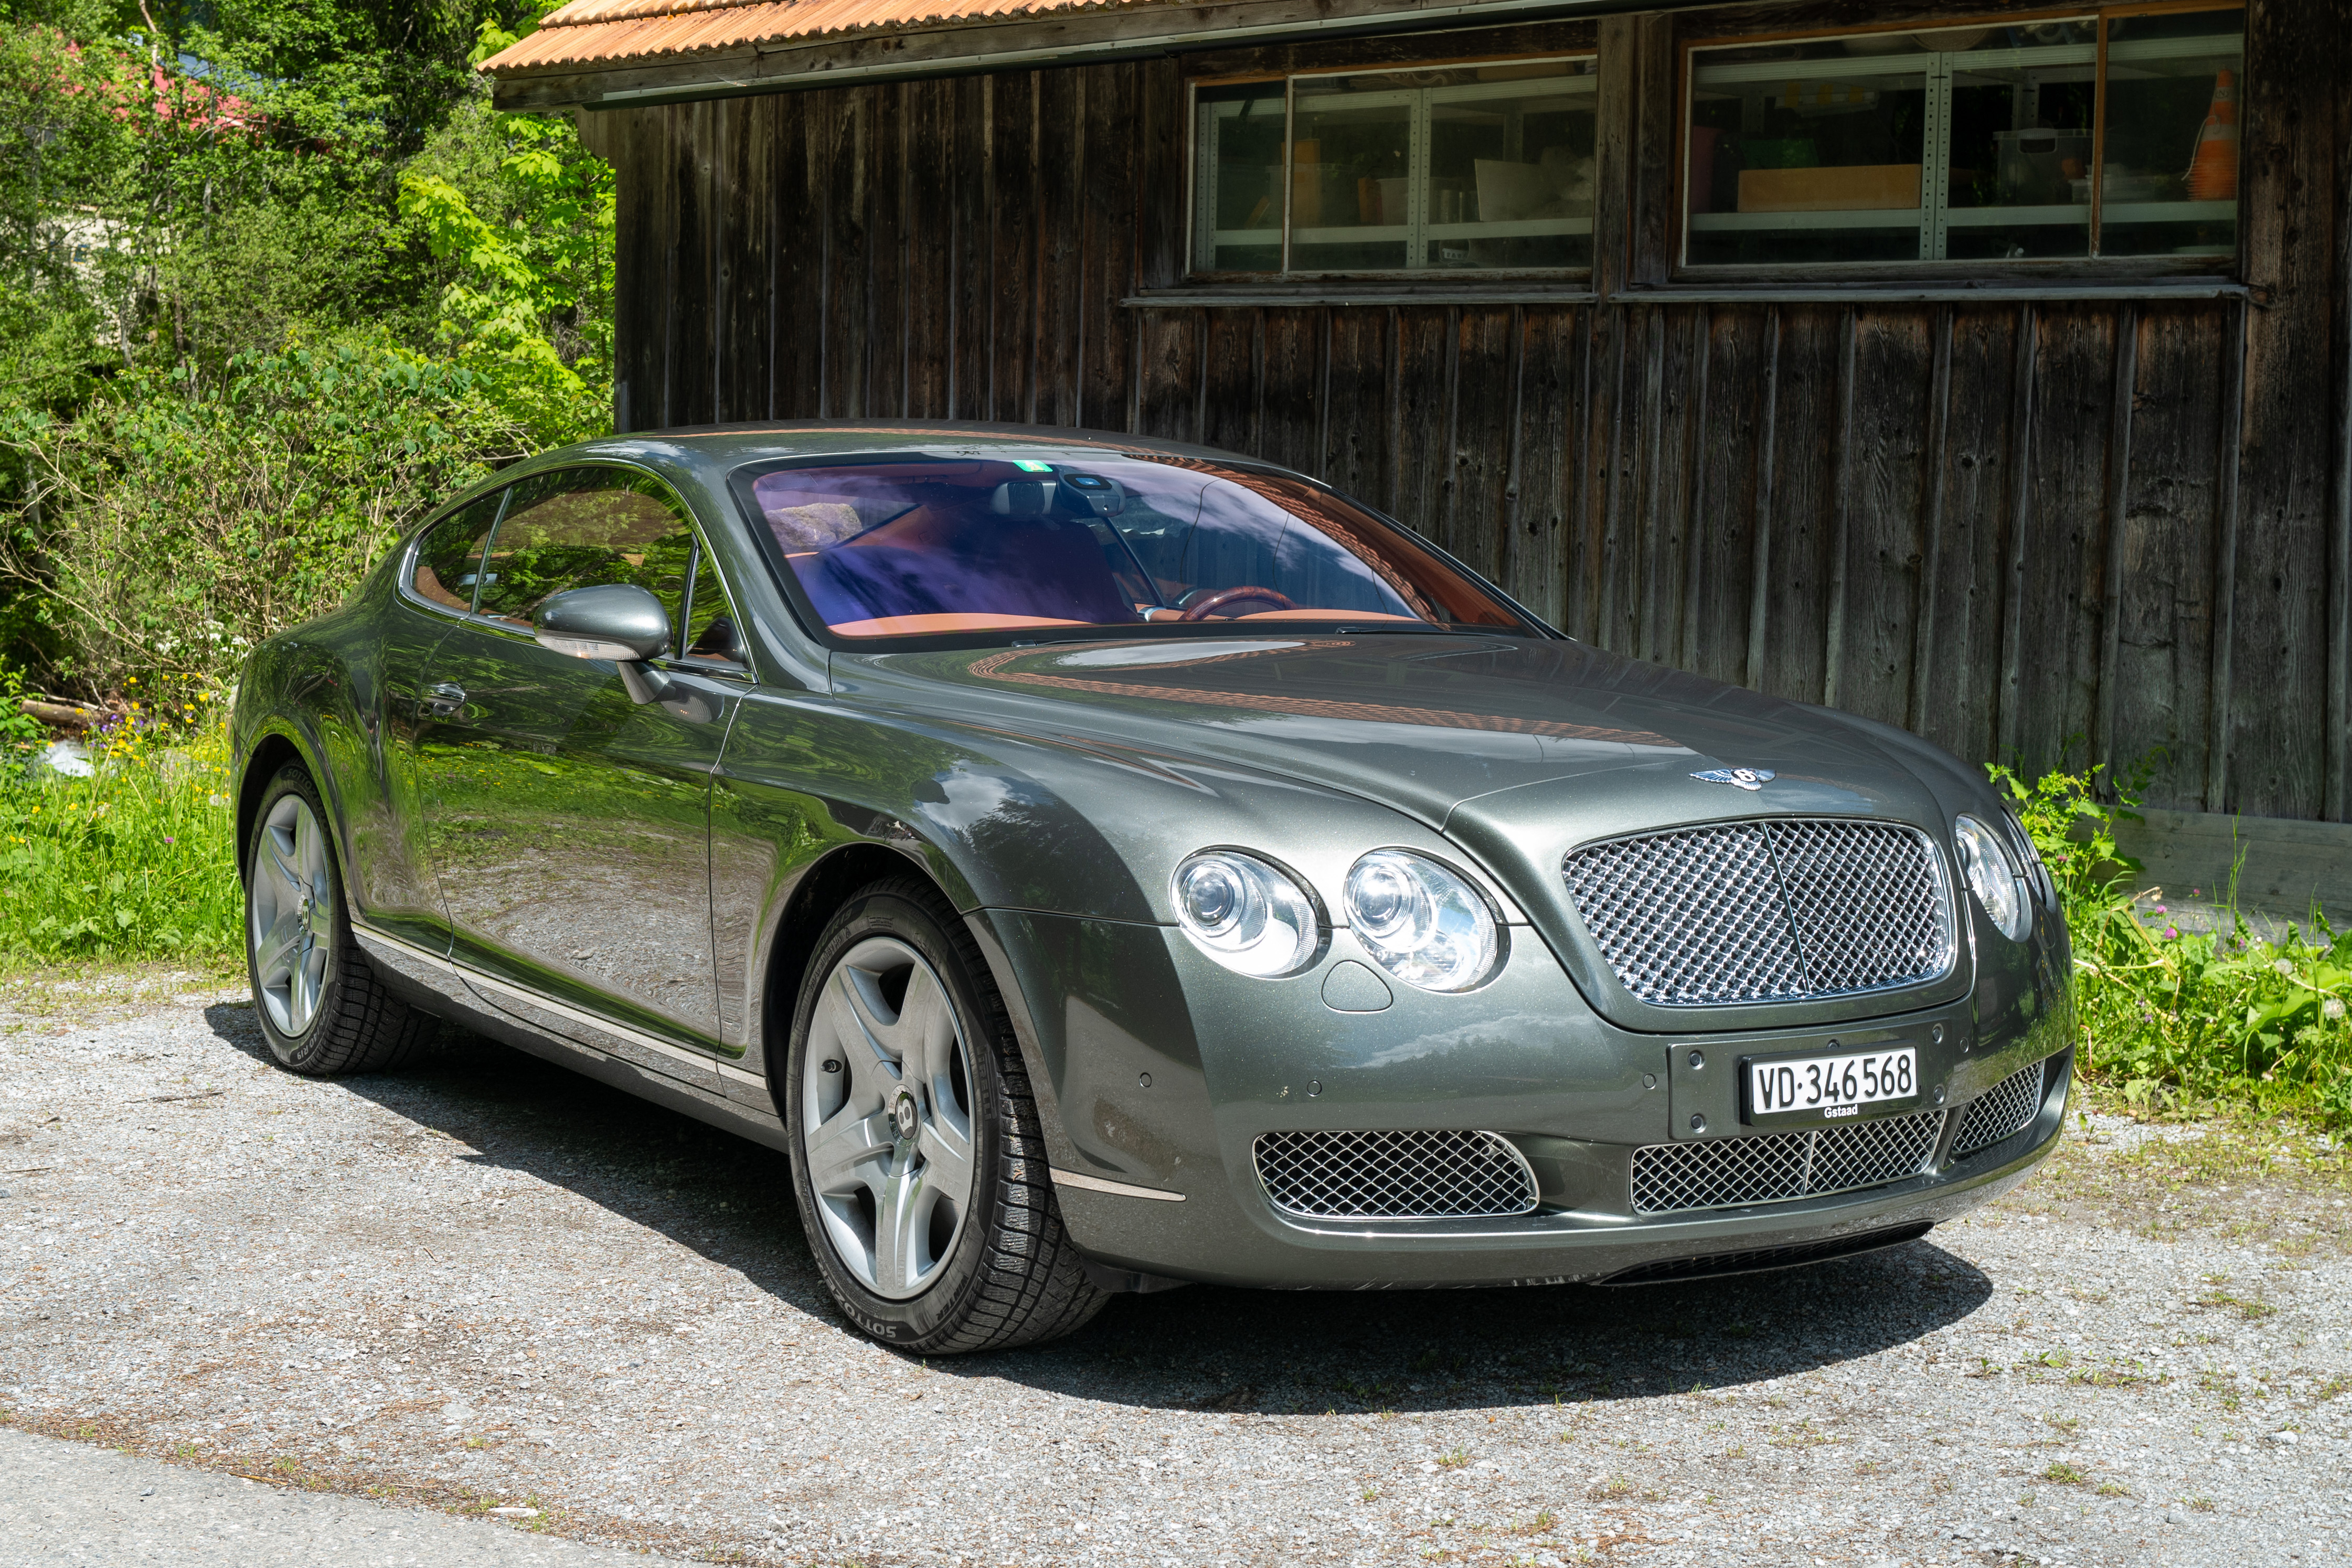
[203, 1004, 835, 1312]
[204, 1003, 1995, 1417]
[983, 1238, 1996, 1415]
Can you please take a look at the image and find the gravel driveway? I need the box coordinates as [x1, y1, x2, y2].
[2, 981, 2347, 1566]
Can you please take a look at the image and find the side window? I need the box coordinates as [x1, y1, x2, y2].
[678, 552, 746, 667]
[475, 466, 699, 647]
[410, 491, 505, 613]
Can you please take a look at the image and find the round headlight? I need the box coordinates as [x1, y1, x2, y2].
[1953, 815, 2031, 942]
[1170, 850, 1321, 977]
[1342, 850, 1500, 993]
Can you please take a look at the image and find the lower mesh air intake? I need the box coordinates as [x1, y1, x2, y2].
[1253, 1129, 1539, 1220]
[1952, 1057, 2051, 1157]
[1631, 1107, 1946, 1215]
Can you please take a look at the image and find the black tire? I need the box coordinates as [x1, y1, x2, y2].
[243, 763, 434, 1076]
[783, 877, 1108, 1353]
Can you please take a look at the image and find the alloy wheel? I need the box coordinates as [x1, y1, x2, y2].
[800, 935, 977, 1300]
[249, 793, 335, 1038]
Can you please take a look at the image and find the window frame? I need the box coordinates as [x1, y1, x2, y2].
[399, 486, 509, 622]
[402, 461, 754, 682]
[1672, 0, 2248, 280]
[1185, 52, 1604, 283]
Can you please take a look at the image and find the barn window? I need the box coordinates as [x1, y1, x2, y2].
[1681, 5, 2244, 269]
[1191, 57, 1600, 276]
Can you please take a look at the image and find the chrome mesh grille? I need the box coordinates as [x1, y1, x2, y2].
[1631, 1108, 1946, 1215]
[1564, 819, 1953, 1007]
[1254, 1130, 1538, 1220]
[1952, 1059, 2049, 1157]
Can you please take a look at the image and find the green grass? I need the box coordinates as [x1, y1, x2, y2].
[1, 689, 240, 964]
[1998, 762, 2352, 1130]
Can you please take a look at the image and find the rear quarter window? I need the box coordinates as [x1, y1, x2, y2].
[410, 491, 505, 613]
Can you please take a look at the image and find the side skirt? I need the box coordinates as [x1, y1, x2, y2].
[352, 922, 791, 1157]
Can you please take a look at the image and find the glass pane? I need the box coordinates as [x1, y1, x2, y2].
[476, 468, 696, 639]
[412, 492, 504, 613]
[2098, 8, 2242, 258]
[1687, 35, 1930, 266]
[1193, 84, 1285, 273]
[1944, 24, 2095, 261]
[679, 551, 746, 666]
[1290, 76, 1416, 272]
[1426, 63, 1597, 270]
[732, 455, 1531, 642]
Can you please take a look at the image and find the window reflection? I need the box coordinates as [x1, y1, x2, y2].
[1191, 59, 1597, 276]
[1684, 8, 2242, 267]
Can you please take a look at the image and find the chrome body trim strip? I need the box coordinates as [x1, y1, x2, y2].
[350, 921, 766, 1087]
[1050, 1168, 1186, 1203]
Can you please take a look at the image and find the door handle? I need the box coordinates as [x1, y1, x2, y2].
[423, 681, 467, 717]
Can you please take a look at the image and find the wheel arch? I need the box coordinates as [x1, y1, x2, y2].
[235, 724, 325, 886]
[753, 838, 1051, 1124]
[757, 841, 945, 1084]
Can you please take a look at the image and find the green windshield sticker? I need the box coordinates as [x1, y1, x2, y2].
[1013, 460, 1053, 473]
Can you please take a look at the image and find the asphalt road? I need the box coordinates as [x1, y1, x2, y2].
[2, 980, 2347, 1566]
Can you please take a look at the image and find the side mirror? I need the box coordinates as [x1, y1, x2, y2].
[533, 583, 708, 716]
[533, 583, 673, 664]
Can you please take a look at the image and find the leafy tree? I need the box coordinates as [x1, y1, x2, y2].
[400, 19, 613, 447]
[0, 2, 615, 692]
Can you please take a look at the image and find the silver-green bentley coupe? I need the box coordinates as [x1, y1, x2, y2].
[230, 422, 2072, 1352]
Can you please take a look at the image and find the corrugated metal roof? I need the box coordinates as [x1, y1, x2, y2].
[479, 0, 1147, 74]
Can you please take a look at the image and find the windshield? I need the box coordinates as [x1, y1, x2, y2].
[729, 453, 1536, 644]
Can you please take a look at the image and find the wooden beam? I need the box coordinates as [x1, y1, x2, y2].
[1743, 306, 1780, 691]
[2206, 297, 2247, 812]
[2092, 301, 2140, 777]
[1821, 306, 1858, 710]
[1676, 306, 1710, 671]
[1589, 13, 1636, 304]
[1907, 305, 1954, 734]
[1995, 302, 2038, 765]
[2329, 30, 2352, 821]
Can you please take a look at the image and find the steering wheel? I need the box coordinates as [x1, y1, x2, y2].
[1177, 585, 1297, 623]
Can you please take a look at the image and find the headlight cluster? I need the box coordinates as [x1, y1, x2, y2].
[1952, 815, 2033, 942]
[1343, 850, 1498, 993]
[1170, 851, 1321, 977]
[1171, 847, 1500, 991]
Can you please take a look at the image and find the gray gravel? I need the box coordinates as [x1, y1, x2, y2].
[2, 983, 2348, 1566]
[0, 1423, 685, 1565]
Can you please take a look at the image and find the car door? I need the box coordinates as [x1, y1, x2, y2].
[413, 463, 750, 1086]
[350, 486, 507, 951]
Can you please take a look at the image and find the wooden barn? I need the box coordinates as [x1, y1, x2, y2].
[481, 0, 2352, 912]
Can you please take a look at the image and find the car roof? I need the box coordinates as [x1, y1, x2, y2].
[527, 420, 1278, 474]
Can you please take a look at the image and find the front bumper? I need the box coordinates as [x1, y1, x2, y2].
[973, 907, 2072, 1288]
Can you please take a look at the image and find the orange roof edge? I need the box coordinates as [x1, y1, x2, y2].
[478, 0, 1169, 77]
[475, 0, 1585, 83]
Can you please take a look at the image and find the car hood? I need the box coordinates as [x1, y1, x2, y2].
[829, 634, 1949, 838]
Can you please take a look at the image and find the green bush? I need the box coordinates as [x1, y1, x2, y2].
[1995, 762, 2352, 1130]
[2, 335, 528, 689]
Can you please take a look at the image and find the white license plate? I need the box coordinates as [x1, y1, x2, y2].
[1747, 1047, 1918, 1122]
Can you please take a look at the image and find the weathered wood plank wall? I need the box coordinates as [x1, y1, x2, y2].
[595, 0, 2349, 825]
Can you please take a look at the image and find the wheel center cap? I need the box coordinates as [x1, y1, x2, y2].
[891, 1090, 920, 1141]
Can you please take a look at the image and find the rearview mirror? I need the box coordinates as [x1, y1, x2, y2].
[533, 583, 672, 663]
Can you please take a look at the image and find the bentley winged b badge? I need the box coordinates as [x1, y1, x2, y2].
[1691, 766, 1776, 791]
